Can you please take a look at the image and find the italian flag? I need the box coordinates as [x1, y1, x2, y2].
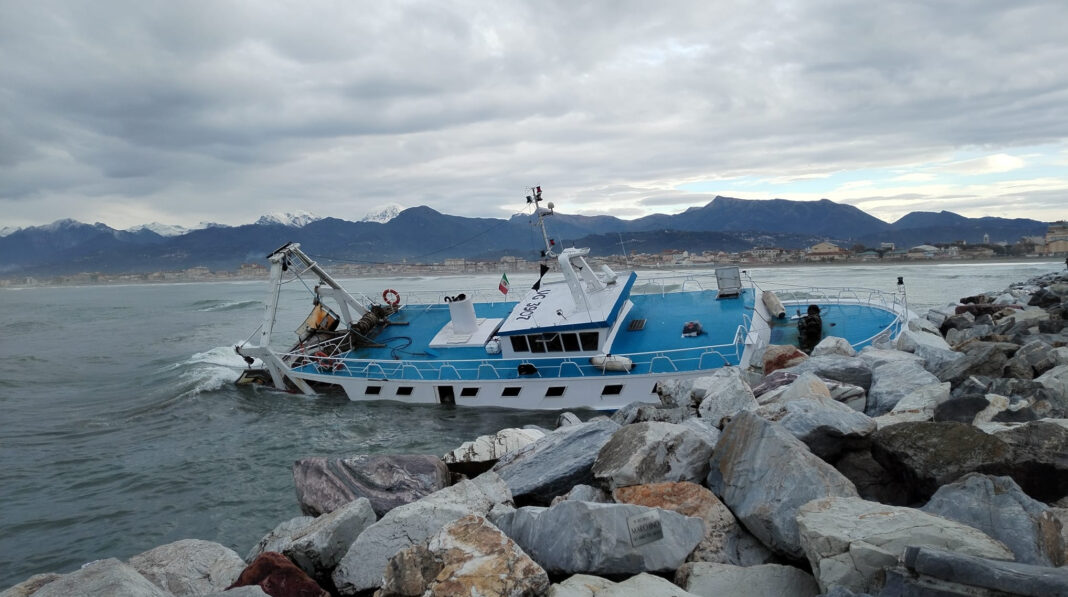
[499, 273, 510, 295]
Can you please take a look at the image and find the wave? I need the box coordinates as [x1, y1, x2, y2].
[190, 299, 260, 312]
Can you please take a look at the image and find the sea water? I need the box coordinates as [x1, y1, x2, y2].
[0, 260, 1061, 587]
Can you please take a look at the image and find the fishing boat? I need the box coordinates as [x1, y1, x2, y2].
[234, 189, 911, 410]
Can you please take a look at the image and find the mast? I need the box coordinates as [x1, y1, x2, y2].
[527, 186, 556, 258]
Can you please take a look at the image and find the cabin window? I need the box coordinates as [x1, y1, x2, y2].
[601, 384, 623, 396]
[460, 387, 479, 397]
[651, 383, 659, 394]
[545, 386, 566, 397]
[396, 386, 413, 396]
[510, 336, 529, 352]
[528, 335, 547, 353]
[543, 333, 564, 352]
[502, 386, 522, 396]
[580, 332, 599, 351]
[562, 333, 580, 351]
[365, 385, 382, 395]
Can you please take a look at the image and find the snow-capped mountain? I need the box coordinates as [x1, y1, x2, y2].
[360, 204, 402, 223]
[255, 210, 322, 227]
[126, 222, 193, 237]
[0, 226, 20, 237]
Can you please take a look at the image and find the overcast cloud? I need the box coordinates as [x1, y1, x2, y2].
[2, 0, 1066, 229]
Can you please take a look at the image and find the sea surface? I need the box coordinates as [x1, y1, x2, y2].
[0, 260, 1061, 588]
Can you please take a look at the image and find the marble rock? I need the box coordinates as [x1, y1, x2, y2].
[675, 562, 820, 597]
[890, 546, 1068, 597]
[378, 514, 549, 597]
[796, 497, 1014, 594]
[442, 427, 545, 475]
[246, 516, 315, 561]
[492, 419, 620, 504]
[610, 401, 689, 425]
[694, 367, 759, 427]
[987, 419, 1068, 502]
[706, 411, 858, 558]
[282, 498, 377, 579]
[811, 336, 857, 358]
[865, 359, 941, 417]
[127, 539, 246, 596]
[491, 500, 704, 576]
[292, 454, 449, 517]
[0, 573, 62, 597]
[832, 449, 910, 506]
[763, 344, 809, 375]
[921, 473, 1065, 567]
[593, 422, 717, 489]
[547, 573, 700, 597]
[331, 472, 511, 595]
[26, 559, 168, 597]
[779, 354, 873, 391]
[550, 483, 610, 505]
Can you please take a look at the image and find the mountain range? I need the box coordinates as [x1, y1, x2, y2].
[0, 196, 1050, 276]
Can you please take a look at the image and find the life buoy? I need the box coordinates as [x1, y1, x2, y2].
[382, 288, 401, 307]
[313, 350, 342, 371]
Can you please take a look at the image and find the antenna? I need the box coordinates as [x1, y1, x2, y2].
[526, 186, 556, 258]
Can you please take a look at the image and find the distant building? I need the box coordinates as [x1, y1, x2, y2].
[805, 242, 848, 261]
[1044, 222, 1068, 255]
[880, 242, 896, 251]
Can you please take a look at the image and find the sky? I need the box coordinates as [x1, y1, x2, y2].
[2, 0, 1067, 231]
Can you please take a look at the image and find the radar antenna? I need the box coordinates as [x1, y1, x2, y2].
[526, 186, 556, 258]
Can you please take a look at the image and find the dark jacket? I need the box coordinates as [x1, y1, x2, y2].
[797, 313, 823, 353]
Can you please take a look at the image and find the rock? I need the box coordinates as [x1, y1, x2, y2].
[247, 516, 317, 562]
[492, 419, 620, 505]
[892, 546, 1068, 597]
[676, 562, 820, 597]
[0, 573, 61, 597]
[550, 484, 610, 505]
[203, 588, 269, 597]
[678, 417, 722, 447]
[945, 323, 993, 345]
[833, 449, 910, 506]
[865, 360, 942, 417]
[127, 539, 246, 596]
[933, 395, 991, 423]
[763, 344, 809, 374]
[925, 304, 958, 328]
[930, 341, 1011, 385]
[988, 419, 1068, 502]
[610, 401, 688, 425]
[1036, 364, 1068, 399]
[292, 454, 449, 518]
[548, 573, 700, 597]
[812, 336, 857, 357]
[896, 328, 952, 354]
[706, 411, 859, 558]
[908, 317, 943, 337]
[877, 380, 951, 426]
[694, 367, 758, 427]
[972, 393, 1011, 425]
[281, 498, 377, 580]
[614, 481, 774, 566]
[491, 501, 704, 576]
[378, 514, 549, 597]
[592, 422, 717, 489]
[557, 412, 583, 427]
[754, 372, 877, 460]
[780, 355, 873, 390]
[921, 473, 1065, 566]
[332, 472, 511, 595]
[443, 427, 545, 476]
[856, 346, 924, 370]
[870, 421, 1012, 502]
[796, 497, 1014, 594]
[28, 559, 168, 597]
[229, 552, 329, 597]
[1016, 339, 1059, 376]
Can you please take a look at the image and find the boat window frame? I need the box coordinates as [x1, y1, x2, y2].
[365, 385, 382, 395]
[580, 331, 599, 351]
[502, 386, 522, 396]
[545, 386, 566, 397]
[460, 387, 479, 397]
[396, 386, 413, 396]
[601, 384, 623, 396]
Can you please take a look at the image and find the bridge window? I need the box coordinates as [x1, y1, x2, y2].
[510, 336, 529, 352]
[580, 332, 599, 351]
[562, 333, 580, 351]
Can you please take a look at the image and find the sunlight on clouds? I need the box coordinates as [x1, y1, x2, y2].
[938, 153, 1026, 175]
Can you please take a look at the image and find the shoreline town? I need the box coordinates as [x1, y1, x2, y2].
[4, 269, 1067, 596]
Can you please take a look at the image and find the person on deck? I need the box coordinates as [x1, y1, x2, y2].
[797, 304, 823, 354]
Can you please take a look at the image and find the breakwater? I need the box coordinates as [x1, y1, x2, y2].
[3, 270, 1068, 597]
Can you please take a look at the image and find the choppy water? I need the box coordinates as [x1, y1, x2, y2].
[0, 260, 1061, 588]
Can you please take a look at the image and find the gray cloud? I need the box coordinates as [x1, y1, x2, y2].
[1, 0, 1066, 229]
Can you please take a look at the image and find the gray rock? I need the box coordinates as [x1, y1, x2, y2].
[930, 341, 1011, 385]
[780, 355, 873, 390]
[442, 427, 545, 471]
[610, 401, 688, 425]
[246, 516, 315, 561]
[1036, 364, 1068, 398]
[31, 559, 169, 597]
[876, 381, 951, 427]
[331, 472, 511, 595]
[202, 588, 269, 597]
[921, 473, 1064, 566]
[548, 573, 701, 597]
[896, 546, 1068, 597]
[283, 497, 377, 578]
[796, 497, 1014, 594]
[492, 419, 620, 504]
[896, 328, 952, 354]
[676, 562, 820, 597]
[866, 360, 942, 417]
[945, 323, 992, 346]
[812, 336, 857, 358]
[592, 422, 717, 490]
[925, 304, 958, 328]
[0, 574, 62, 597]
[856, 346, 924, 370]
[492, 501, 704, 576]
[292, 454, 449, 517]
[127, 539, 245, 596]
[833, 450, 909, 506]
[557, 411, 583, 427]
[694, 367, 759, 427]
[706, 411, 859, 558]
[550, 484, 610, 505]
[679, 417, 722, 446]
[1017, 339, 1059, 376]
[907, 317, 943, 337]
[987, 419, 1068, 502]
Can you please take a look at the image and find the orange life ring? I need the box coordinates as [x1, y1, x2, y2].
[313, 350, 341, 371]
[382, 288, 401, 307]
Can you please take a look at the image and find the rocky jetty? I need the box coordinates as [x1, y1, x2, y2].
[4, 270, 1068, 597]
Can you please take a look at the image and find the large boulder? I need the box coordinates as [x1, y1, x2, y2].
[888, 546, 1068, 597]
[832, 449, 910, 506]
[870, 421, 1012, 502]
[592, 422, 717, 489]
[921, 473, 1065, 566]
[987, 419, 1068, 502]
[694, 367, 759, 427]
[706, 411, 859, 558]
[865, 360, 942, 417]
[812, 336, 857, 358]
[331, 472, 511, 595]
[779, 355, 873, 390]
[547, 573, 701, 597]
[873, 380, 951, 428]
[490, 500, 704, 576]
[613, 481, 774, 566]
[229, 552, 329, 597]
[796, 497, 1014, 594]
[492, 419, 620, 505]
[127, 539, 246, 596]
[378, 514, 549, 597]
[675, 562, 820, 597]
[929, 341, 1012, 385]
[28, 559, 169, 597]
[0, 573, 62, 597]
[609, 401, 688, 425]
[442, 428, 545, 476]
[762, 345, 808, 375]
[246, 516, 315, 561]
[292, 454, 449, 517]
[283, 498, 376, 580]
[754, 372, 877, 460]
[1036, 364, 1068, 398]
